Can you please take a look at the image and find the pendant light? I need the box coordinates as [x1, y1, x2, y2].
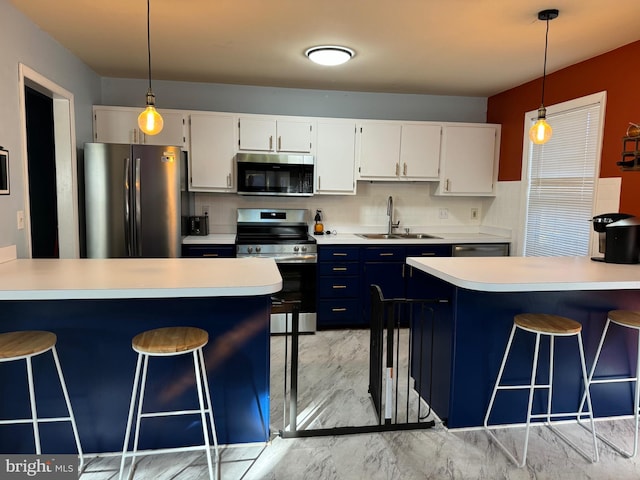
[138, 0, 163, 136]
[529, 9, 559, 145]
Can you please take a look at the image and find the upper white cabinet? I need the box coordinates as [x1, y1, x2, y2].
[93, 106, 187, 149]
[358, 122, 402, 179]
[188, 112, 236, 192]
[358, 121, 441, 181]
[238, 116, 313, 153]
[399, 123, 441, 180]
[315, 119, 357, 194]
[434, 124, 500, 196]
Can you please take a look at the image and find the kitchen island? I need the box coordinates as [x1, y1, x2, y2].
[0, 248, 282, 454]
[406, 255, 640, 429]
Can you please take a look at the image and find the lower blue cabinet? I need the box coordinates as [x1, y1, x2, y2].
[317, 246, 361, 329]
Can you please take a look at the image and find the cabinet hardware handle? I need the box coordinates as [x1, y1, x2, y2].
[332, 308, 347, 312]
[379, 253, 394, 256]
[269, 135, 273, 150]
[278, 136, 282, 151]
[409, 266, 413, 278]
[332, 267, 347, 271]
[227, 174, 231, 187]
[318, 176, 321, 190]
[421, 252, 436, 256]
[395, 163, 400, 176]
[445, 178, 450, 191]
[203, 253, 219, 257]
[403, 162, 407, 176]
[402, 264, 405, 278]
[332, 285, 347, 289]
[333, 253, 348, 256]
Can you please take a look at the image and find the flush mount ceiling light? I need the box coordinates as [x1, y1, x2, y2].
[305, 46, 355, 66]
[529, 8, 559, 145]
[138, 0, 163, 136]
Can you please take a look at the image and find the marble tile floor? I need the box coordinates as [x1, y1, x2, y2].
[79, 329, 640, 479]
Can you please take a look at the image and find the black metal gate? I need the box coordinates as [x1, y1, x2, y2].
[277, 286, 448, 439]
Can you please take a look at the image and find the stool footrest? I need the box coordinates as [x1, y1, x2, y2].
[139, 408, 213, 419]
[0, 416, 74, 425]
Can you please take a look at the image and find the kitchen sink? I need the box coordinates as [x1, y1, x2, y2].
[356, 233, 441, 240]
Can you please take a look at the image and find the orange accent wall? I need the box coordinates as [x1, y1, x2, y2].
[487, 40, 640, 216]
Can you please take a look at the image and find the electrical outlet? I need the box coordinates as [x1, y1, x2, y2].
[438, 208, 449, 220]
[471, 207, 479, 220]
[201, 205, 210, 216]
[16, 210, 24, 230]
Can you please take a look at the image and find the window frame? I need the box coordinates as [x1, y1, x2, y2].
[516, 91, 607, 257]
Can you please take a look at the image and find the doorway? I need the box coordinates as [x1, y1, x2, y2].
[18, 64, 80, 258]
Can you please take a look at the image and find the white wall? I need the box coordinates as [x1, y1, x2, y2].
[0, 0, 101, 256]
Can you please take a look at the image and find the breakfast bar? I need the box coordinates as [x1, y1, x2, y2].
[0, 251, 282, 454]
[406, 256, 640, 429]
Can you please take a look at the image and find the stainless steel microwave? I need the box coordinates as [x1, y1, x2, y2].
[236, 153, 314, 196]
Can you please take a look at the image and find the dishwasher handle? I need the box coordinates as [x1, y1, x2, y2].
[452, 243, 509, 257]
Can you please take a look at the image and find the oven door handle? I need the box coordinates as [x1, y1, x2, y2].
[274, 255, 317, 263]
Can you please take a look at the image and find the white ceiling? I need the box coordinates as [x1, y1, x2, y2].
[10, 0, 640, 97]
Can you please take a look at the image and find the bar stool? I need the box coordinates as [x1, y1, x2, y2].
[484, 313, 599, 467]
[579, 310, 640, 457]
[119, 326, 218, 480]
[0, 331, 84, 470]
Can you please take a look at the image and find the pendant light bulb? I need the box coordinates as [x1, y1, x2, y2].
[139, 0, 163, 136]
[138, 91, 163, 135]
[529, 106, 552, 144]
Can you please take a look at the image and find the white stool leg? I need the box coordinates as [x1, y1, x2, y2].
[198, 348, 219, 458]
[579, 319, 611, 415]
[50, 346, 84, 472]
[130, 354, 150, 473]
[25, 356, 41, 455]
[193, 349, 215, 480]
[120, 352, 144, 480]
[522, 332, 542, 467]
[547, 335, 555, 424]
[577, 331, 599, 462]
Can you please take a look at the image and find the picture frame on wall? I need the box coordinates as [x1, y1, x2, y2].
[0, 148, 8, 195]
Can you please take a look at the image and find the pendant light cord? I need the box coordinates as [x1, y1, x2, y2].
[146, 0, 152, 92]
[540, 16, 550, 106]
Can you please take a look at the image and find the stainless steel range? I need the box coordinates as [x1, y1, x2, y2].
[236, 208, 317, 333]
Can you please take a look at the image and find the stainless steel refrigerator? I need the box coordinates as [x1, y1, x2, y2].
[83, 143, 189, 258]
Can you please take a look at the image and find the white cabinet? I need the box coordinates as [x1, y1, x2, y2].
[358, 122, 402, 179]
[188, 113, 236, 192]
[399, 123, 441, 180]
[93, 106, 187, 149]
[434, 124, 500, 196]
[358, 121, 441, 181]
[238, 116, 313, 153]
[315, 119, 357, 194]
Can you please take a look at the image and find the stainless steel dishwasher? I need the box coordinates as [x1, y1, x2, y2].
[452, 243, 510, 257]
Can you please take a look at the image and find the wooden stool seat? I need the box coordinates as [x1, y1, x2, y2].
[132, 327, 208, 355]
[515, 313, 582, 335]
[0, 331, 57, 359]
[608, 310, 640, 330]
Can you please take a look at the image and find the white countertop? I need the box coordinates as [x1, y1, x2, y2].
[182, 232, 510, 246]
[406, 256, 640, 292]
[0, 258, 282, 300]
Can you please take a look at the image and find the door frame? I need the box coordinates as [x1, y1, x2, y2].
[18, 63, 79, 258]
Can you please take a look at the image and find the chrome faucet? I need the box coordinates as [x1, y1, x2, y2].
[387, 195, 400, 235]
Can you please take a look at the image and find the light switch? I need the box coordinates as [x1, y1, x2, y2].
[17, 210, 24, 230]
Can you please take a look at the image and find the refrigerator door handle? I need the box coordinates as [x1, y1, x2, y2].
[134, 157, 142, 256]
[124, 157, 132, 256]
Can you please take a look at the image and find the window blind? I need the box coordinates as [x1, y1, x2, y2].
[524, 102, 601, 257]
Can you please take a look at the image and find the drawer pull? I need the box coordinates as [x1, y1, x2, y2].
[332, 267, 347, 271]
[332, 253, 348, 256]
[421, 252, 436, 256]
[332, 308, 347, 312]
[332, 285, 347, 289]
[379, 253, 394, 257]
[203, 253, 219, 257]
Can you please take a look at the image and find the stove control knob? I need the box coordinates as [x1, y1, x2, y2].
[294, 246, 300, 252]
[301, 246, 307, 252]
[247, 246, 253, 254]
[256, 246, 262, 253]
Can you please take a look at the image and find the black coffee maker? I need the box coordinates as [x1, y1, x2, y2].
[591, 213, 640, 264]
